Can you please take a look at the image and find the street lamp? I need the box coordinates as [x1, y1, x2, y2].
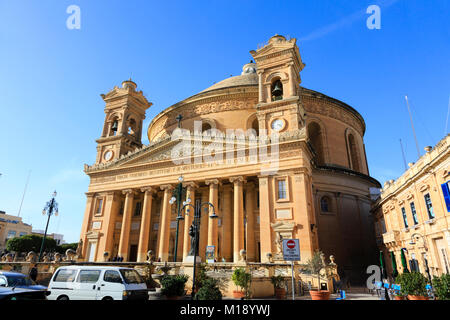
[409, 232, 433, 282]
[181, 200, 218, 299]
[38, 191, 58, 262]
[169, 175, 184, 262]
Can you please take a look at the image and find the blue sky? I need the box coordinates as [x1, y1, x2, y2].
[0, 0, 448, 243]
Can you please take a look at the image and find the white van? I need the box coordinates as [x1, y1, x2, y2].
[47, 266, 149, 300]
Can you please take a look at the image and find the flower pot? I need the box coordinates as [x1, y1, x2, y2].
[275, 288, 286, 300]
[233, 291, 245, 299]
[407, 295, 429, 300]
[310, 290, 330, 300]
[394, 296, 405, 300]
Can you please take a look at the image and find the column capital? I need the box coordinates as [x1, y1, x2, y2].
[205, 179, 221, 186]
[85, 192, 96, 198]
[182, 181, 198, 189]
[160, 184, 174, 191]
[229, 176, 246, 184]
[122, 189, 136, 196]
[140, 186, 155, 195]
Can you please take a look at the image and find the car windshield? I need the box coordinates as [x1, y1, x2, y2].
[6, 275, 35, 287]
[119, 269, 144, 284]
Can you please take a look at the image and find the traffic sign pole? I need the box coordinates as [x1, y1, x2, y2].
[291, 261, 295, 300]
[282, 239, 300, 301]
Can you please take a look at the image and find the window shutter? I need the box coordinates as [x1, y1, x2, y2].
[441, 182, 450, 212]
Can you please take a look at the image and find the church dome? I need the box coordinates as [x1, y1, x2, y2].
[200, 61, 258, 94]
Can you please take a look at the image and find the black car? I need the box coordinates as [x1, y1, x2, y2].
[0, 287, 50, 300]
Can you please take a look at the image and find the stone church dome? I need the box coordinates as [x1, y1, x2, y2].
[200, 61, 258, 94]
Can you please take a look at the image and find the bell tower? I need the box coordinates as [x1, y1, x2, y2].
[95, 79, 152, 164]
[250, 35, 306, 135]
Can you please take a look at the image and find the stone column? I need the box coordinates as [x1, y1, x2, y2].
[158, 185, 173, 261]
[292, 173, 315, 260]
[245, 182, 256, 262]
[199, 188, 209, 260]
[230, 176, 245, 262]
[182, 182, 197, 260]
[288, 62, 296, 97]
[206, 179, 220, 250]
[100, 191, 119, 259]
[258, 176, 273, 262]
[79, 192, 95, 260]
[221, 184, 233, 262]
[118, 189, 135, 261]
[137, 187, 154, 262]
[257, 70, 264, 103]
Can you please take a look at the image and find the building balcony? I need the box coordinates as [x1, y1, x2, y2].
[382, 230, 400, 245]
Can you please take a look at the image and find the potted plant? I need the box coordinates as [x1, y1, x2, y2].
[391, 276, 406, 300]
[397, 272, 429, 300]
[194, 278, 223, 300]
[432, 274, 450, 300]
[160, 274, 189, 300]
[300, 251, 330, 300]
[270, 275, 286, 299]
[231, 268, 251, 299]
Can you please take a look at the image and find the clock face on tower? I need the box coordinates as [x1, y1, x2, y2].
[271, 119, 285, 132]
[104, 150, 113, 161]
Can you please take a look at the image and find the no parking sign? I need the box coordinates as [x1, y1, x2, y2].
[282, 239, 300, 261]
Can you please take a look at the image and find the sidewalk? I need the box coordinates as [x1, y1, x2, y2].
[149, 287, 380, 301]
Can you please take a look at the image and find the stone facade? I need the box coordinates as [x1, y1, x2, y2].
[79, 35, 381, 283]
[373, 135, 450, 277]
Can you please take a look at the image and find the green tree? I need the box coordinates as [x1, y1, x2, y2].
[6, 234, 57, 253]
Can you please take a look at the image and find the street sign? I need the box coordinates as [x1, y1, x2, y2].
[282, 239, 300, 261]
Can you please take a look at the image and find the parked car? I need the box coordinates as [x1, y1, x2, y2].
[0, 271, 47, 291]
[47, 266, 149, 300]
[0, 287, 49, 300]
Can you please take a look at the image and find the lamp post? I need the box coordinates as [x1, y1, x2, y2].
[38, 191, 58, 262]
[409, 232, 433, 282]
[181, 200, 218, 299]
[169, 175, 184, 262]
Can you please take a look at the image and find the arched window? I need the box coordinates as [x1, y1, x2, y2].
[320, 196, 330, 212]
[127, 118, 137, 136]
[271, 79, 283, 101]
[108, 117, 119, 137]
[251, 118, 259, 136]
[348, 134, 361, 172]
[307, 122, 325, 165]
[202, 122, 212, 132]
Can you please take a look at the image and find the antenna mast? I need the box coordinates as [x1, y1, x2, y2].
[399, 139, 408, 171]
[445, 96, 450, 135]
[405, 95, 421, 159]
[18, 170, 31, 217]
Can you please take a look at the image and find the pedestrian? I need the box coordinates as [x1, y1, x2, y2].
[29, 264, 38, 283]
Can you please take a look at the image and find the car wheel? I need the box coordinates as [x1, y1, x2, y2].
[57, 295, 69, 301]
[102, 296, 113, 301]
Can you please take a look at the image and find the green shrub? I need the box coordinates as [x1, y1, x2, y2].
[194, 278, 222, 300]
[397, 272, 428, 297]
[432, 274, 450, 300]
[160, 274, 189, 297]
